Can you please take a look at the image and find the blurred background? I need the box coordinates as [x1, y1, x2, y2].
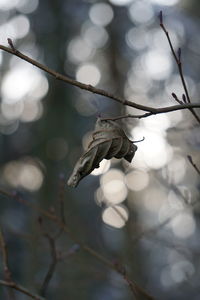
[0, 0, 200, 299]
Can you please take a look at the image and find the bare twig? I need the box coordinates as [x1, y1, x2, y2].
[114, 262, 154, 300]
[0, 280, 45, 300]
[97, 107, 198, 120]
[0, 39, 199, 119]
[0, 188, 156, 300]
[159, 11, 200, 123]
[0, 229, 44, 300]
[0, 228, 15, 300]
[187, 155, 200, 176]
[0, 229, 12, 282]
[40, 233, 57, 297]
[171, 92, 184, 105]
[54, 174, 66, 239]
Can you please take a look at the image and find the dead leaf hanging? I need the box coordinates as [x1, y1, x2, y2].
[67, 118, 138, 187]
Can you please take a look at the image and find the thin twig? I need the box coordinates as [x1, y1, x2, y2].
[54, 174, 66, 239]
[187, 155, 200, 176]
[40, 234, 57, 297]
[0, 188, 156, 300]
[171, 92, 184, 105]
[0, 229, 12, 282]
[0, 229, 44, 300]
[0, 229, 15, 300]
[159, 11, 200, 124]
[114, 262, 154, 300]
[0, 280, 45, 300]
[0, 40, 199, 118]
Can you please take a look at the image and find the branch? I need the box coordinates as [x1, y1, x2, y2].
[0, 229, 12, 282]
[0, 228, 15, 300]
[0, 280, 45, 300]
[0, 39, 199, 117]
[39, 233, 57, 297]
[187, 155, 200, 176]
[0, 189, 156, 300]
[159, 11, 200, 124]
[0, 228, 44, 300]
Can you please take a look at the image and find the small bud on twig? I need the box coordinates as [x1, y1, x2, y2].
[171, 93, 183, 105]
[7, 38, 16, 52]
[182, 94, 186, 103]
[172, 92, 178, 99]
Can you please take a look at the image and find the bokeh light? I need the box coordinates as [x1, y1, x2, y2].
[150, 0, 179, 6]
[100, 169, 127, 204]
[82, 23, 109, 49]
[102, 179, 128, 204]
[0, 0, 20, 10]
[170, 260, 195, 283]
[0, 119, 19, 135]
[128, 1, 154, 24]
[102, 205, 129, 228]
[0, 0, 39, 11]
[170, 212, 196, 239]
[1, 64, 49, 104]
[76, 63, 101, 86]
[143, 50, 172, 80]
[125, 170, 149, 191]
[3, 159, 44, 191]
[108, 0, 133, 6]
[67, 36, 94, 64]
[0, 14, 30, 43]
[131, 126, 173, 169]
[1, 101, 24, 120]
[144, 187, 168, 212]
[126, 27, 148, 51]
[158, 192, 184, 225]
[17, 0, 39, 14]
[162, 156, 187, 184]
[20, 100, 43, 122]
[89, 3, 114, 27]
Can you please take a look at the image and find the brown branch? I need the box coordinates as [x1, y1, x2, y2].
[0, 228, 15, 300]
[171, 92, 184, 105]
[54, 174, 66, 239]
[0, 229, 44, 300]
[114, 262, 154, 300]
[159, 11, 200, 124]
[0, 39, 199, 117]
[0, 229, 12, 282]
[0, 280, 45, 300]
[187, 155, 200, 176]
[0, 188, 156, 300]
[40, 233, 57, 297]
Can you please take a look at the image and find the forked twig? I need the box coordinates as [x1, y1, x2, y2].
[0, 228, 44, 300]
[0, 280, 45, 300]
[159, 11, 200, 124]
[0, 39, 199, 120]
[0, 188, 156, 300]
[40, 232, 57, 297]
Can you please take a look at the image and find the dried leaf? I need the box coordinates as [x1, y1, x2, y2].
[67, 118, 137, 187]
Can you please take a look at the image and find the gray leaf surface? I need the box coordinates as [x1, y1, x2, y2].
[67, 118, 137, 187]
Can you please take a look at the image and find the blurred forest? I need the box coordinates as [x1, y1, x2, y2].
[0, 0, 200, 299]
